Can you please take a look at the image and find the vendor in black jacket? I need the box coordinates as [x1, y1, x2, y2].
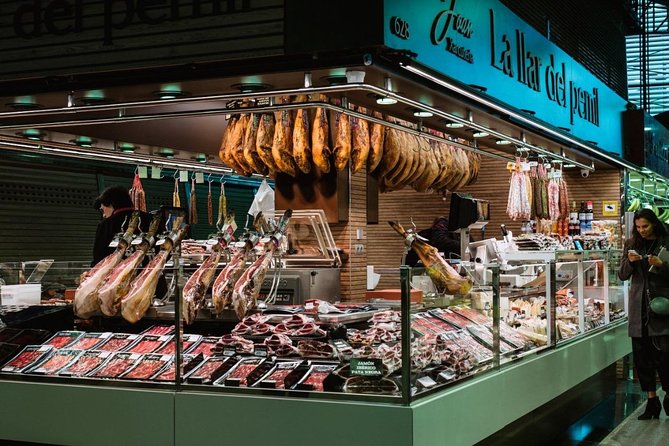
[92, 185, 168, 300]
[404, 217, 461, 266]
[92, 185, 151, 265]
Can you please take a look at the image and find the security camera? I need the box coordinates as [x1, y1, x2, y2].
[580, 169, 590, 178]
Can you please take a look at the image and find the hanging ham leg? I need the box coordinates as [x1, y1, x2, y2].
[121, 225, 188, 324]
[183, 246, 223, 324]
[211, 249, 249, 314]
[97, 213, 163, 316]
[388, 220, 472, 295]
[230, 209, 292, 319]
[231, 249, 274, 320]
[74, 212, 141, 319]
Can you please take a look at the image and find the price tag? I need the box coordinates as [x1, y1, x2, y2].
[259, 236, 271, 244]
[131, 238, 143, 245]
[253, 345, 268, 357]
[108, 236, 120, 248]
[195, 172, 204, 183]
[223, 347, 236, 357]
[206, 239, 219, 246]
[520, 161, 531, 172]
[234, 241, 247, 249]
[151, 166, 162, 179]
[179, 170, 189, 182]
[528, 161, 538, 167]
[156, 238, 166, 246]
[138, 166, 148, 179]
[350, 358, 384, 377]
[416, 376, 438, 389]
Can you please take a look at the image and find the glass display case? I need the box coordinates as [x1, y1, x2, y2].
[0, 247, 628, 404]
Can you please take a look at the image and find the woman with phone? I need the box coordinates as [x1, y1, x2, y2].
[618, 208, 669, 419]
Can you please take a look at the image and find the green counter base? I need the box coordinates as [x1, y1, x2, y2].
[0, 323, 630, 446]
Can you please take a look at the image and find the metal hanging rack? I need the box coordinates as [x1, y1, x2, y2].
[0, 82, 594, 170]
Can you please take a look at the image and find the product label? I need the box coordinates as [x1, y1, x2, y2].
[350, 358, 384, 377]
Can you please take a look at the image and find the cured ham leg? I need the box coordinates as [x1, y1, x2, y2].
[183, 246, 223, 324]
[388, 221, 472, 295]
[121, 225, 188, 324]
[97, 213, 162, 316]
[230, 209, 292, 319]
[231, 249, 274, 320]
[211, 249, 248, 315]
[74, 212, 140, 319]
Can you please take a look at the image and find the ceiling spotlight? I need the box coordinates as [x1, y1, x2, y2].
[472, 130, 489, 138]
[413, 110, 433, 118]
[78, 90, 112, 105]
[153, 84, 189, 100]
[70, 136, 97, 147]
[159, 148, 175, 159]
[495, 139, 512, 145]
[376, 95, 397, 105]
[16, 129, 45, 140]
[7, 96, 42, 110]
[195, 153, 208, 163]
[116, 142, 138, 153]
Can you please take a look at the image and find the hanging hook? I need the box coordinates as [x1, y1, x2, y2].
[173, 169, 179, 179]
[134, 166, 139, 175]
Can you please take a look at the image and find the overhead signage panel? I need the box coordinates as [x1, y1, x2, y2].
[383, 0, 626, 156]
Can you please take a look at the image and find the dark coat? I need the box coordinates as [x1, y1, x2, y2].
[618, 232, 669, 338]
[92, 209, 153, 266]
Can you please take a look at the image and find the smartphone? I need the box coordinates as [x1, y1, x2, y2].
[629, 249, 639, 256]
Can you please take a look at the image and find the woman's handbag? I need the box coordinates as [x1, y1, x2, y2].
[649, 295, 669, 315]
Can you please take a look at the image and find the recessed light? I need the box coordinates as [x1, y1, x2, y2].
[7, 95, 42, 110]
[472, 131, 489, 138]
[159, 148, 175, 158]
[413, 110, 433, 118]
[495, 139, 511, 145]
[443, 120, 465, 129]
[195, 153, 208, 163]
[376, 96, 397, 105]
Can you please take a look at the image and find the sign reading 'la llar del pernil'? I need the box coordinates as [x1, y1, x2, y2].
[488, 9, 599, 127]
[12, 0, 251, 45]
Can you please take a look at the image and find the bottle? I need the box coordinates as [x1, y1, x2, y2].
[569, 201, 579, 236]
[585, 201, 594, 232]
[579, 201, 587, 234]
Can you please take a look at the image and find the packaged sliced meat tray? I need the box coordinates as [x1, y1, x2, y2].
[89, 352, 142, 378]
[28, 349, 83, 375]
[96, 333, 141, 352]
[185, 356, 234, 384]
[141, 325, 175, 336]
[59, 350, 113, 377]
[1, 345, 54, 373]
[120, 354, 172, 381]
[155, 334, 202, 355]
[254, 360, 306, 389]
[214, 357, 268, 387]
[66, 332, 112, 351]
[10, 329, 50, 347]
[125, 334, 172, 354]
[43, 331, 84, 349]
[184, 336, 219, 357]
[152, 354, 200, 382]
[0, 328, 22, 343]
[294, 363, 337, 391]
[0, 342, 22, 367]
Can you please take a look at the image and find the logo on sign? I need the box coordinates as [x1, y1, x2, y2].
[429, 0, 474, 64]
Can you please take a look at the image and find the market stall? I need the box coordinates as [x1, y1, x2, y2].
[0, 1, 646, 445]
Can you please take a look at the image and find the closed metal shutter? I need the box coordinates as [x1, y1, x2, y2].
[1, 156, 260, 262]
